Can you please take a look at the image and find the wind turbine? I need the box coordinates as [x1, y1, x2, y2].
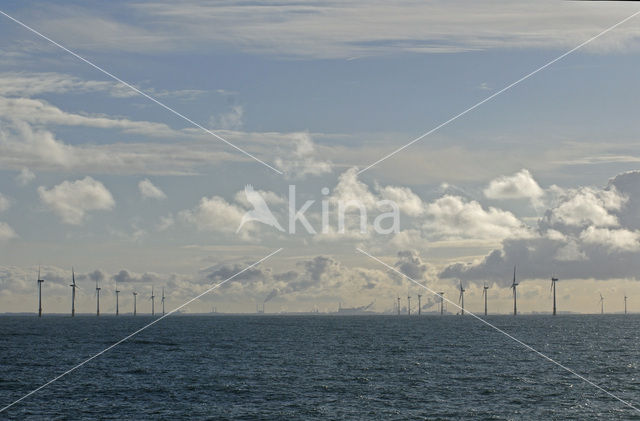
[133, 291, 138, 316]
[70, 268, 77, 317]
[439, 292, 445, 315]
[150, 286, 156, 316]
[115, 281, 120, 316]
[624, 293, 628, 315]
[551, 276, 558, 316]
[397, 296, 400, 316]
[95, 280, 101, 316]
[37, 266, 44, 318]
[458, 281, 465, 315]
[161, 287, 165, 316]
[482, 283, 489, 316]
[511, 266, 518, 316]
[407, 295, 411, 316]
[417, 294, 422, 316]
[599, 293, 604, 315]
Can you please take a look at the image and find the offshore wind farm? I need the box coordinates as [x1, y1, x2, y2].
[22, 266, 635, 317]
[4, 0, 640, 419]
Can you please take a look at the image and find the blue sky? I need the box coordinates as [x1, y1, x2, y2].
[2, 1, 640, 314]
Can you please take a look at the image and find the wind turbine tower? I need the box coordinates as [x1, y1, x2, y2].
[551, 277, 558, 316]
[70, 268, 77, 317]
[397, 296, 400, 316]
[150, 286, 156, 316]
[624, 294, 628, 315]
[37, 266, 44, 318]
[407, 296, 411, 315]
[115, 281, 120, 316]
[162, 287, 165, 316]
[511, 266, 518, 316]
[458, 281, 465, 315]
[439, 292, 445, 315]
[599, 293, 604, 315]
[95, 280, 101, 316]
[417, 294, 422, 316]
[482, 283, 489, 316]
[133, 291, 138, 316]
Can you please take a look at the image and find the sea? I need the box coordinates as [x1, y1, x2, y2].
[0, 315, 639, 420]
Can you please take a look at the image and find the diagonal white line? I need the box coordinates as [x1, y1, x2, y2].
[357, 9, 640, 175]
[0, 248, 283, 414]
[0, 10, 283, 175]
[356, 247, 640, 414]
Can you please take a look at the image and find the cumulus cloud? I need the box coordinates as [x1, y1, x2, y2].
[442, 171, 640, 283]
[424, 195, 532, 242]
[0, 193, 10, 213]
[0, 222, 17, 241]
[180, 196, 245, 234]
[157, 214, 175, 231]
[138, 178, 167, 200]
[274, 133, 332, 179]
[15, 167, 35, 186]
[394, 250, 429, 279]
[542, 186, 625, 229]
[483, 169, 544, 202]
[209, 105, 244, 130]
[112, 269, 160, 284]
[38, 177, 115, 224]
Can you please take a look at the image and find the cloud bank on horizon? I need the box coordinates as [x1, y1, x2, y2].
[1, 1, 640, 313]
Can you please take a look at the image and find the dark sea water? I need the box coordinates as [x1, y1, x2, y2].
[1, 315, 640, 420]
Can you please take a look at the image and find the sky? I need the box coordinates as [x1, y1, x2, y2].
[2, 0, 640, 315]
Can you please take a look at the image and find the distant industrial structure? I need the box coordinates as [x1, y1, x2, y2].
[337, 301, 374, 314]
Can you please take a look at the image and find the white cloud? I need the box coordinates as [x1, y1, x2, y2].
[25, 1, 640, 58]
[424, 195, 532, 242]
[38, 177, 115, 225]
[378, 185, 424, 217]
[138, 179, 167, 200]
[274, 133, 332, 179]
[157, 214, 175, 231]
[15, 167, 35, 186]
[209, 105, 244, 130]
[0, 96, 176, 137]
[330, 168, 378, 209]
[179, 196, 245, 234]
[442, 171, 640, 283]
[0, 71, 206, 100]
[580, 226, 640, 253]
[483, 169, 544, 202]
[0, 222, 17, 241]
[544, 186, 625, 229]
[0, 193, 10, 213]
[0, 72, 133, 98]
